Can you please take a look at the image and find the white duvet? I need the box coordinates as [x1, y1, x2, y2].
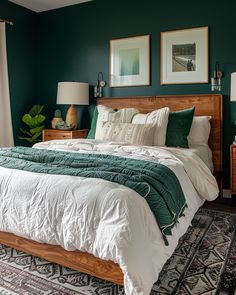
[0, 139, 219, 295]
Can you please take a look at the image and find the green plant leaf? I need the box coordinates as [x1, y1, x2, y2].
[22, 114, 45, 128]
[30, 125, 44, 135]
[18, 132, 42, 142]
[18, 136, 35, 143]
[22, 114, 33, 127]
[33, 115, 46, 126]
[19, 128, 32, 136]
[19, 104, 46, 143]
[29, 105, 44, 117]
[32, 132, 42, 141]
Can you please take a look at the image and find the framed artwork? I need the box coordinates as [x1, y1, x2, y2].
[110, 35, 150, 87]
[161, 26, 208, 85]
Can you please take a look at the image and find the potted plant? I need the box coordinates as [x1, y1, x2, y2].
[18, 105, 46, 144]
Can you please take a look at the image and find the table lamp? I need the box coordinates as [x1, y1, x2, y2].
[57, 82, 89, 129]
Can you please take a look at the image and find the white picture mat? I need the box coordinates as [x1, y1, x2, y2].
[110, 35, 150, 87]
[161, 27, 208, 84]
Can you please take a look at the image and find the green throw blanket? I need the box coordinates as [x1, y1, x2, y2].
[0, 147, 187, 244]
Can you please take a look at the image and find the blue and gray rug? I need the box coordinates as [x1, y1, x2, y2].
[0, 208, 235, 295]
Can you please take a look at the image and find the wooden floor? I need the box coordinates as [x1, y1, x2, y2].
[203, 197, 236, 213]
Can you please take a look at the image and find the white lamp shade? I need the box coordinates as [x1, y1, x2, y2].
[231, 73, 236, 101]
[57, 82, 89, 105]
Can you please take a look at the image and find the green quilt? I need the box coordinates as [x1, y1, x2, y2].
[0, 147, 187, 244]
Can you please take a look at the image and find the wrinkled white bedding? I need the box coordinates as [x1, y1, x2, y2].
[0, 139, 219, 295]
[164, 145, 214, 173]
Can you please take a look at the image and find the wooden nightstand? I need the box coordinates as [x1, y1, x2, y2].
[42, 129, 88, 142]
[230, 145, 236, 203]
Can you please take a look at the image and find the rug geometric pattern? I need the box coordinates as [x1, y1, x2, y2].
[0, 208, 235, 295]
[151, 209, 236, 295]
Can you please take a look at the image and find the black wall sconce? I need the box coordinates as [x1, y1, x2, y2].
[94, 72, 106, 98]
[211, 62, 223, 91]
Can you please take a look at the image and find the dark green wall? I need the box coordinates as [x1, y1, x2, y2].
[37, 0, 236, 188]
[0, 0, 37, 145]
[3, 0, 236, 188]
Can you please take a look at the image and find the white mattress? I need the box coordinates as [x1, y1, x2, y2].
[0, 139, 219, 295]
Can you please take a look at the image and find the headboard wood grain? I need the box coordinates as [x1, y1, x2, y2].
[97, 94, 223, 191]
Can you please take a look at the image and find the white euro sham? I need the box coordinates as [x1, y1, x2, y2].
[188, 116, 211, 147]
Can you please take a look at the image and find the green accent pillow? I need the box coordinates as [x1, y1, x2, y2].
[166, 107, 195, 148]
[87, 106, 98, 139]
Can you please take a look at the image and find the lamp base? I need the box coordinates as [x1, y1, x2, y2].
[66, 105, 78, 129]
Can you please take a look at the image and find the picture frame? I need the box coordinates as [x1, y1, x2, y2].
[110, 35, 150, 87]
[161, 27, 208, 85]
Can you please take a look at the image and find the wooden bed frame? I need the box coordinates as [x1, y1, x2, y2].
[0, 94, 222, 286]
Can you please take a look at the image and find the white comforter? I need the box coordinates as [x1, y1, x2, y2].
[0, 139, 219, 295]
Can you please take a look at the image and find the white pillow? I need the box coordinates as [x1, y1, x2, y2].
[188, 116, 211, 147]
[131, 107, 170, 146]
[98, 122, 155, 146]
[95, 105, 139, 139]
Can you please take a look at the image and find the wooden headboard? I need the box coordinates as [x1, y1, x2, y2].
[97, 94, 223, 189]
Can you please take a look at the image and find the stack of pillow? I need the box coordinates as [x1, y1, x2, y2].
[87, 105, 211, 149]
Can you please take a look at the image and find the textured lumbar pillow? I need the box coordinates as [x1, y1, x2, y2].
[95, 105, 139, 139]
[98, 122, 155, 146]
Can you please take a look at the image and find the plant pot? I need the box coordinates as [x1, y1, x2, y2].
[51, 117, 63, 129]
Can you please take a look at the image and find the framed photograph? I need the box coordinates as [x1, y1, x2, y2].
[161, 27, 208, 85]
[110, 35, 150, 87]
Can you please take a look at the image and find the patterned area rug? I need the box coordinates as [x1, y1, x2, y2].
[0, 208, 235, 295]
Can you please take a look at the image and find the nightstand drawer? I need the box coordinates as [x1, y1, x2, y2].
[232, 178, 236, 192]
[74, 130, 88, 138]
[232, 147, 236, 159]
[230, 145, 236, 194]
[232, 158, 236, 169]
[42, 129, 88, 142]
[44, 132, 71, 141]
